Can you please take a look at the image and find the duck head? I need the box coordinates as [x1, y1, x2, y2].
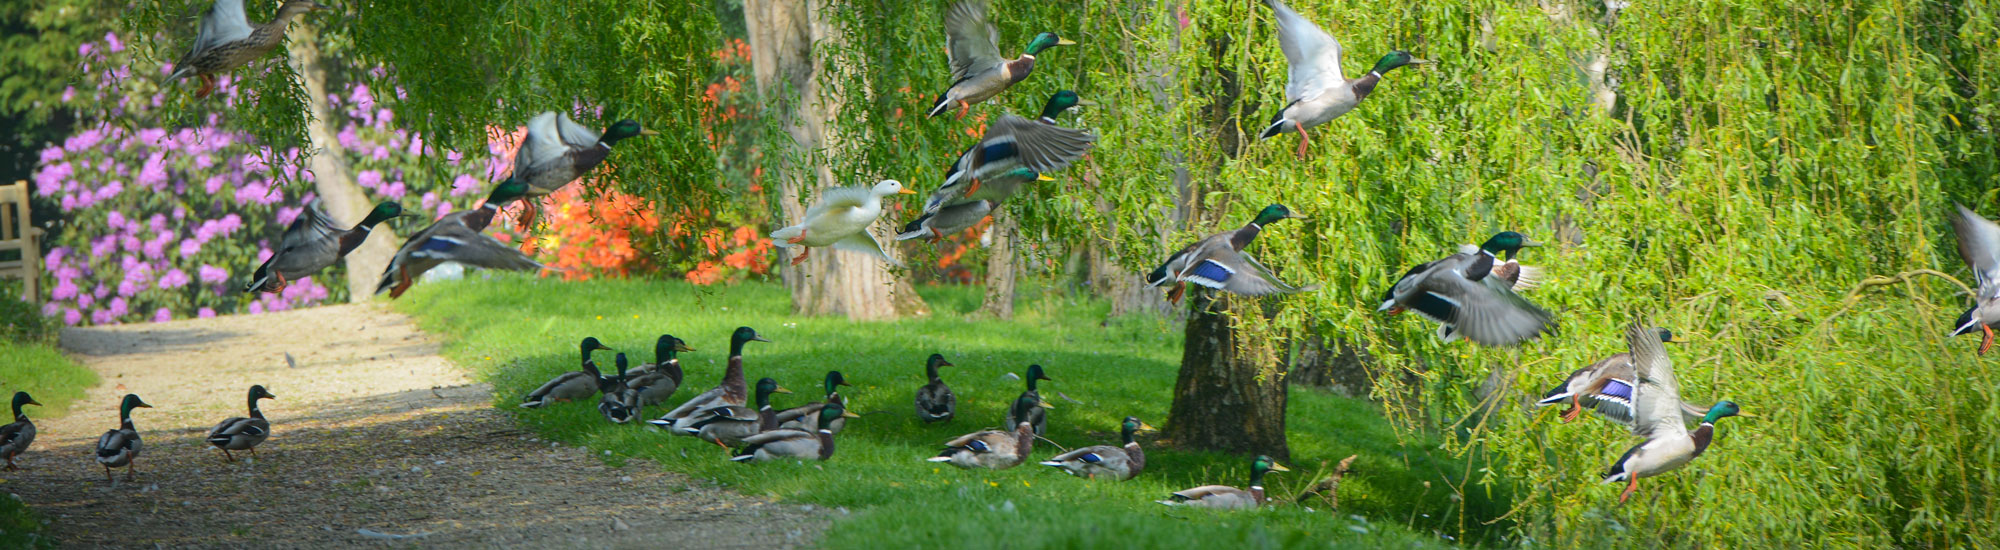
[654, 334, 696, 362]
[753, 377, 793, 408]
[871, 179, 917, 196]
[1368, 51, 1429, 75]
[359, 201, 406, 228]
[730, 326, 771, 356]
[1024, 32, 1075, 55]
[1251, 204, 1304, 226]
[600, 119, 660, 146]
[487, 178, 532, 207]
[1478, 231, 1541, 259]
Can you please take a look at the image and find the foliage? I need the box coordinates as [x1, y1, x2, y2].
[502, 183, 662, 280]
[394, 276, 1500, 548]
[0, 492, 52, 550]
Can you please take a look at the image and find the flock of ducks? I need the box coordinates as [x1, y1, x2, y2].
[89, 0, 1996, 510]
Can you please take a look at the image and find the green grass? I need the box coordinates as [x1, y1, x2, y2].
[394, 275, 1511, 549]
[0, 293, 93, 548]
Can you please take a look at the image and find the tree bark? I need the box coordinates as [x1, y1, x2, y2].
[1284, 332, 1376, 398]
[286, 23, 392, 302]
[1164, 291, 1289, 459]
[744, 0, 924, 320]
[980, 210, 1015, 319]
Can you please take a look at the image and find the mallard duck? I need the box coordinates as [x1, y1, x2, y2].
[929, 413, 1037, 470]
[520, 337, 615, 408]
[1147, 204, 1315, 305]
[1157, 455, 1291, 509]
[651, 327, 769, 431]
[896, 199, 997, 244]
[375, 180, 540, 298]
[0, 392, 40, 470]
[95, 394, 152, 482]
[920, 97, 1094, 213]
[1005, 364, 1055, 435]
[168, 0, 329, 99]
[598, 354, 640, 424]
[1950, 203, 2000, 354]
[1536, 328, 1712, 426]
[730, 403, 858, 463]
[1039, 416, 1155, 480]
[1378, 231, 1554, 347]
[625, 334, 694, 407]
[1257, 0, 1425, 158]
[1601, 321, 1747, 503]
[769, 180, 913, 267]
[776, 371, 853, 434]
[509, 112, 658, 227]
[681, 378, 793, 447]
[928, 0, 1074, 119]
[246, 201, 403, 294]
[914, 354, 957, 423]
[206, 385, 275, 462]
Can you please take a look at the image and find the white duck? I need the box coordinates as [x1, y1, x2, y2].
[769, 180, 914, 266]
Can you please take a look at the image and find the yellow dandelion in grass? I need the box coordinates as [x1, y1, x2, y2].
[932, 468, 940, 474]
[1021, 481, 1030, 487]
[986, 480, 999, 488]
[633, 314, 640, 319]
[596, 315, 604, 320]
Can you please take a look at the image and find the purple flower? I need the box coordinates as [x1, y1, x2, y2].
[157, 269, 191, 289]
[148, 214, 167, 234]
[420, 191, 438, 211]
[41, 303, 58, 317]
[51, 279, 77, 300]
[451, 174, 478, 196]
[61, 87, 75, 103]
[33, 162, 71, 195]
[62, 309, 81, 326]
[77, 42, 93, 57]
[90, 235, 115, 257]
[116, 280, 138, 298]
[248, 302, 264, 315]
[337, 127, 361, 150]
[350, 83, 373, 106]
[142, 236, 166, 259]
[375, 108, 394, 127]
[153, 308, 172, 323]
[179, 239, 202, 258]
[198, 264, 229, 284]
[204, 175, 224, 194]
[107, 211, 127, 230]
[276, 206, 302, 226]
[235, 179, 272, 205]
[136, 153, 169, 190]
[197, 307, 216, 319]
[370, 146, 390, 161]
[91, 309, 113, 325]
[357, 170, 383, 190]
[37, 147, 62, 164]
[104, 32, 123, 53]
[194, 154, 215, 170]
[383, 181, 407, 199]
[43, 247, 65, 271]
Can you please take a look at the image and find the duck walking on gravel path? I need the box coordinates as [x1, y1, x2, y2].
[208, 385, 276, 462]
[95, 394, 152, 482]
[0, 391, 40, 470]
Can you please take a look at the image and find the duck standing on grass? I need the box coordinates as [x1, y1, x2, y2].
[1600, 320, 1748, 503]
[168, 0, 330, 99]
[625, 335, 694, 407]
[1148, 204, 1315, 305]
[0, 392, 39, 470]
[375, 180, 541, 299]
[520, 337, 615, 408]
[1040, 416, 1155, 480]
[246, 201, 403, 294]
[769, 180, 914, 267]
[1005, 364, 1055, 436]
[207, 385, 276, 462]
[507, 112, 658, 228]
[914, 354, 957, 424]
[652, 327, 770, 431]
[929, 418, 1038, 470]
[1157, 455, 1290, 509]
[1378, 231, 1553, 347]
[95, 394, 153, 482]
[1257, 0, 1425, 158]
[1948, 203, 2000, 354]
[928, 0, 1075, 119]
[731, 403, 857, 463]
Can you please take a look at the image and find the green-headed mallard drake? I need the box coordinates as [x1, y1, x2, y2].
[918, 93, 1095, 214]
[246, 201, 403, 294]
[1950, 203, 2000, 354]
[769, 180, 913, 267]
[598, 353, 640, 424]
[777, 371, 853, 434]
[1536, 328, 1712, 425]
[1601, 320, 1747, 503]
[928, 1, 1074, 119]
[95, 394, 152, 482]
[651, 327, 769, 431]
[509, 113, 657, 227]
[928, 411, 1038, 469]
[168, 0, 329, 99]
[520, 337, 615, 408]
[1257, 0, 1425, 158]
[1039, 416, 1155, 480]
[206, 384, 275, 462]
[375, 180, 541, 298]
[1158, 454, 1291, 509]
[730, 403, 857, 463]
[681, 377, 794, 447]
[625, 334, 694, 407]
[1148, 204, 1315, 305]
[914, 354, 957, 423]
[1005, 364, 1055, 435]
[896, 199, 997, 244]
[0, 392, 40, 470]
[1379, 231, 1553, 347]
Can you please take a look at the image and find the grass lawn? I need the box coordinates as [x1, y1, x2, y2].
[0, 294, 98, 549]
[394, 275, 1511, 549]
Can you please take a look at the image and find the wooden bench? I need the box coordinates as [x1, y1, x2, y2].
[0, 182, 41, 304]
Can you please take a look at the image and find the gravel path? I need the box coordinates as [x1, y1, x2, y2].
[7, 303, 827, 548]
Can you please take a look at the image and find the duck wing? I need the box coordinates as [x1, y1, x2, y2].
[189, 0, 253, 57]
[1626, 320, 1689, 439]
[1952, 203, 2000, 300]
[1409, 273, 1553, 346]
[1265, 0, 1345, 101]
[942, 0, 1006, 82]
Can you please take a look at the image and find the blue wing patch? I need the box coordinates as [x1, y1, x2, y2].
[966, 440, 990, 453]
[1599, 379, 1634, 401]
[414, 236, 465, 257]
[1408, 291, 1461, 323]
[979, 140, 1020, 163]
[1080, 453, 1103, 464]
[1183, 260, 1236, 289]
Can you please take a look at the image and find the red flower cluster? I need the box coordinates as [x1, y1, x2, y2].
[502, 183, 660, 281]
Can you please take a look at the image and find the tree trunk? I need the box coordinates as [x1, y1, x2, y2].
[286, 23, 392, 301]
[1284, 332, 1377, 398]
[980, 210, 1016, 319]
[1163, 291, 1289, 459]
[744, 0, 925, 320]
